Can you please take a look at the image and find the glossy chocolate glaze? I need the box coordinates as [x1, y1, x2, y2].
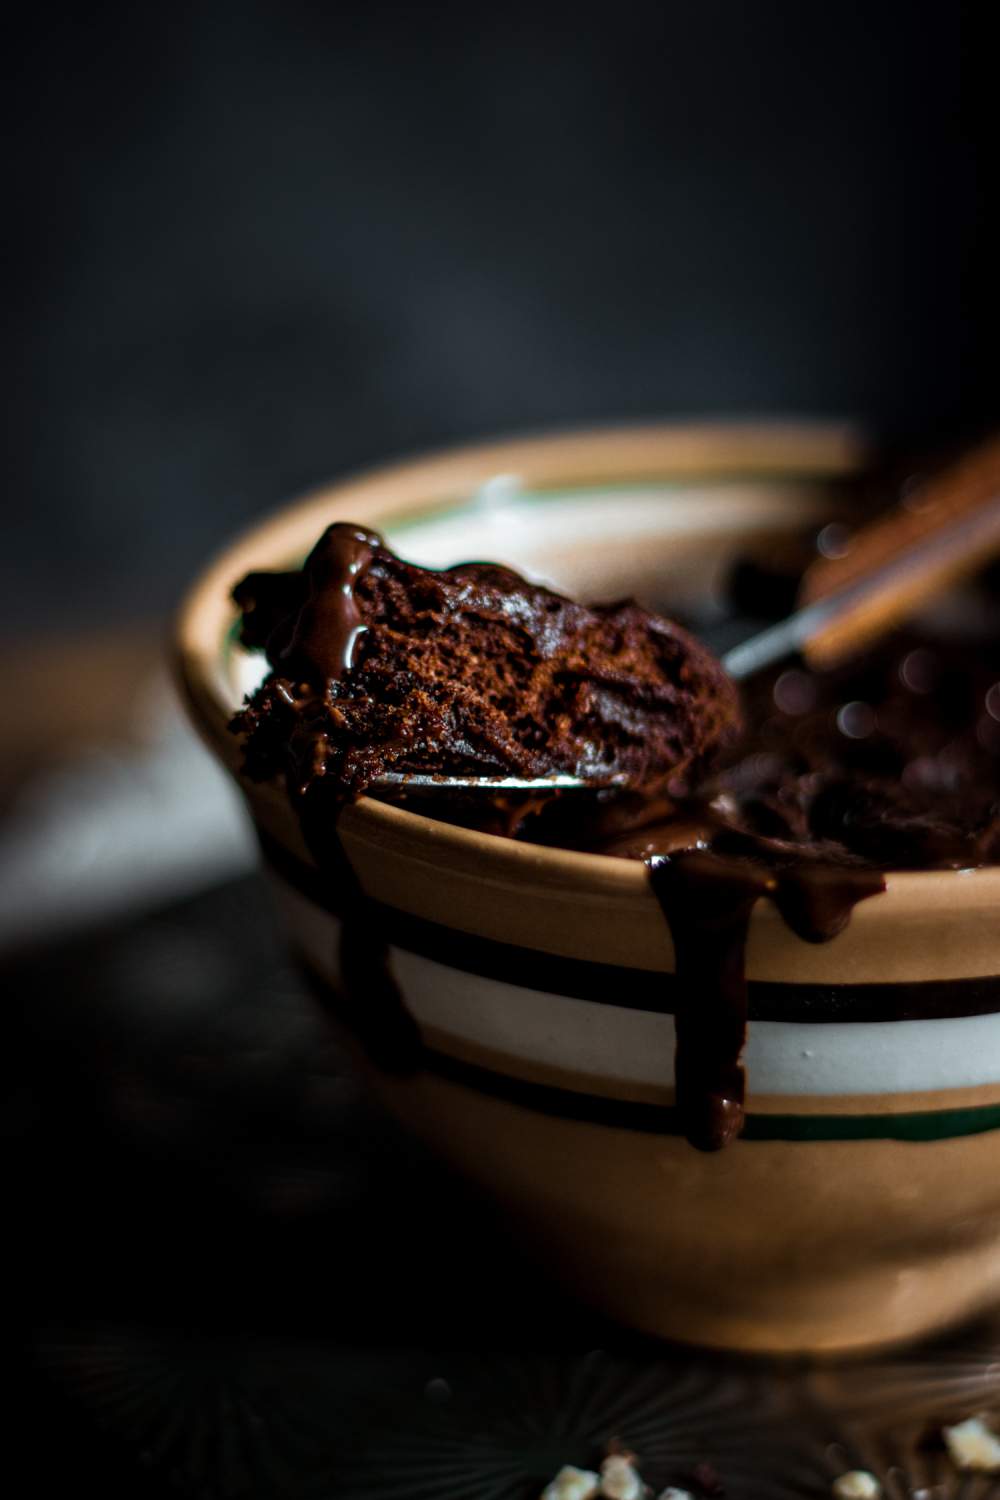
[293, 777, 422, 1077]
[648, 853, 772, 1150]
[649, 849, 884, 1151]
[563, 631, 1000, 1148]
[283, 525, 381, 684]
[231, 528, 1000, 1152]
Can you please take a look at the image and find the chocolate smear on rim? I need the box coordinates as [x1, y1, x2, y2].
[648, 851, 769, 1151]
[293, 777, 423, 1078]
[251, 524, 422, 1074]
[649, 851, 884, 1152]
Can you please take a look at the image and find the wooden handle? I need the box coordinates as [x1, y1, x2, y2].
[798, 433, 1000, 669]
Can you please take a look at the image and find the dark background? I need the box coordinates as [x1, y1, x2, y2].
[2, 0, 995, 639]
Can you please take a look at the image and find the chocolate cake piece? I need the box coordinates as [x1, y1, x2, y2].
[231, 522, 741, 799]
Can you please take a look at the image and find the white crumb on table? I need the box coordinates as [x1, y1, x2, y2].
[600, 1454, 643, 1500]
[541, 1466, 601, 1500]
[942, 1416, 1000, 1471]
[832, 1472, 882, 1499]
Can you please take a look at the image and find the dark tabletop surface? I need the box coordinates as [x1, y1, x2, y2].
[0, 873, 637, 1496]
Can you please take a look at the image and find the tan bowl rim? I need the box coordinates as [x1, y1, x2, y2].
[175, 417, 977, 905]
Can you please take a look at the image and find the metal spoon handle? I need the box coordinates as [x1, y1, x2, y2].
[371, 771, 625, 790]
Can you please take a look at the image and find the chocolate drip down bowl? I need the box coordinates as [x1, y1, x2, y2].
[176, 424, 1000, 1354]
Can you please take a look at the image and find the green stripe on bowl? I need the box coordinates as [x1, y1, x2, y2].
[421, 1049, 1000, 1143]
[743, 1103, 1000, 1143]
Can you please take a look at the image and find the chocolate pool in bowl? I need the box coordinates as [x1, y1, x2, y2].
[176, 422, 1000, 1355]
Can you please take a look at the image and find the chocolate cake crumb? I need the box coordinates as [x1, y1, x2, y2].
[232, 522, 740, 799]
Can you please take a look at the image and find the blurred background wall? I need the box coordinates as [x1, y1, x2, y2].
[2, 0, 994, 640]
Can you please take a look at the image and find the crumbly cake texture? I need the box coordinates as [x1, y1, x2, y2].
[231, 523, 741, 798]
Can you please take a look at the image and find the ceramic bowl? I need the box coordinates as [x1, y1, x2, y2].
[176, 423, 1000, 1354]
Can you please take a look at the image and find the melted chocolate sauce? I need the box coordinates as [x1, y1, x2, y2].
[649, 851, 885, 1151]
[237, 527, 995, 1154]
[259, 528, 421, 1073]
[649, 852, 771, 1151]
[771, 863, 886, 944]
[294, 778, 422, 1076]
[282, 524, 381, 684]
